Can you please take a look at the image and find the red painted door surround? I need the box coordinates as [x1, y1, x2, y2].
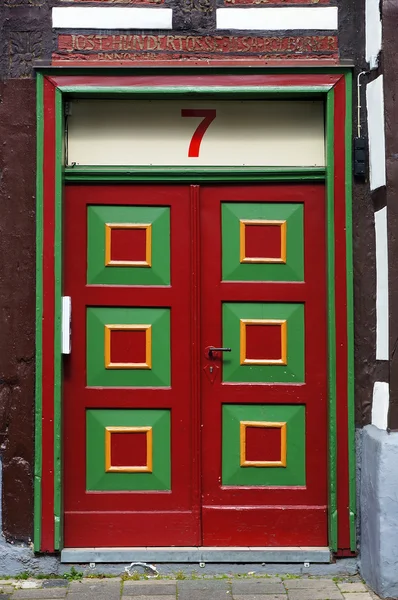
[63, 183, 328, 547]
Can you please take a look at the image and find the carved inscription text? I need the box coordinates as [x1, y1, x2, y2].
[58, 34, 338, 56]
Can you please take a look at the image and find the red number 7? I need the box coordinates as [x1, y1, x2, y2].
[181, 109, 217, 157]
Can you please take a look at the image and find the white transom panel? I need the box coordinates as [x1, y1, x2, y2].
[67, 100, 325, 167]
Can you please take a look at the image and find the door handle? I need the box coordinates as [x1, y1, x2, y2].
[207, 346, 232, 358]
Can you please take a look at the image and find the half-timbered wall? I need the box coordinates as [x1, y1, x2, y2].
[0, 0, 382, 562]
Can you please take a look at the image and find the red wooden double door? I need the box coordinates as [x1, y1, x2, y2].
[63, 184, 328, 548]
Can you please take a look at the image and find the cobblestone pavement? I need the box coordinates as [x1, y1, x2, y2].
[0, 577, 383, 600]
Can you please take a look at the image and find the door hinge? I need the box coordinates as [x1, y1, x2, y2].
[64, 102, 72, 117]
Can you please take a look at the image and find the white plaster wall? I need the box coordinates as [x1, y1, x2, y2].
[52, 7, 173, 30]
[365, 0, 382, 69]
[372, 382, 389, 430]
[375, 206, 389, 360]
[216, 7, 338, 31]
[367, 76, 386, 191]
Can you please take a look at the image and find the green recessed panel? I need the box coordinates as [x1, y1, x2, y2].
[223, 302, 305, 383]
[87, 307, 170, 387]
[222, 202, 303, 281]
[86, 409, 170, 491]
[87, 205, 170, 285]
[222, 404, 306, 486]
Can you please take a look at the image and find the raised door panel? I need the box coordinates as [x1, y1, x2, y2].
[63, 185, 200, 547]
[200, 185, 328, 547]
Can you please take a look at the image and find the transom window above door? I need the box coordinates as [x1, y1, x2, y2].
[67, 99, 325, 168]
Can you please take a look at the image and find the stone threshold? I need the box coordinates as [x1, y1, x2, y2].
[61, 547, 331, 564]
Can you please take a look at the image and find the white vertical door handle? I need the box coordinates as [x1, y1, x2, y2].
[62, 296, 72, 354]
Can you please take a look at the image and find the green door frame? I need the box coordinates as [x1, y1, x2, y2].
[35, 66, 354, 555]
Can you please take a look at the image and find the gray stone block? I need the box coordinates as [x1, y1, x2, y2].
[336, 583, 368, 593]
[177, 581, 231, 600]
[67, 580, 121, 600]
[123, 597, 176, 600]
[232, 581, 285, 594]
[233, 596, 287, 600]
[123, 581, 176, 595]
[42, 580, 69, 588]
[342, 594, 373, 600]
[0, 586, 14, 593]
[177, 580, 230, 591]
[178, 590, 232, 600]
[13, 590, 67, 599]
[283, 579, 338, 589]
[360, 425, 398, 599]
[287, 590, 343, 600]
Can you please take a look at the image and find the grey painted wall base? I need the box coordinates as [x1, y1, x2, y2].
[360, 425, 398, 599]
[0, 455, 355, 578]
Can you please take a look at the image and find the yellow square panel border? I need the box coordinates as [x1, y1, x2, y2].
[240, 421, 287, 468]
[240, 318, 287, 366]
[105, 222, 152, 268]
[104, 324, 152, 370]
[105, 426, 153, 473]
[239, 219, 287, 264]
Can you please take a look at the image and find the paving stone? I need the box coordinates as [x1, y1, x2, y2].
[342, 594, 373, 600]
[232, 581, 285, 595]
[42, 581, 69, 588]
[13, 589, 67, 599]
[233, 595, 287, 600]
[123, 596, 176, 600]
[123, 581, 177, 595]
[67, 580, 121, 600]
[287, 590, 343, 600]
[177, 592, 232, 599]
[234, 579, 282, 584]
[69, 578, 121, 587]
[283, 579, 338, 589]
[0, 586, 14, 593]
[68, 580, 120, 591]
[337, 583, 368, 593]
[178, 581, 230, 589]
[177, 580, 231, 600]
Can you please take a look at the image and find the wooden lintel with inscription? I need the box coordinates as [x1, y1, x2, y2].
[54, 34, 338, 64]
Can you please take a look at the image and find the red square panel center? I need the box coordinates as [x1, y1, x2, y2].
[245, 224, 282, 260]
[246, 324, 282, 362]
[111, 227, 147, 263]
[245, 426, 282, 463]
[110, 329, 147, 365]
[111, 432, 148, 468]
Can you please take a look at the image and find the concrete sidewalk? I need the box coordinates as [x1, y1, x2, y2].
[0, 576, 382, 600]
